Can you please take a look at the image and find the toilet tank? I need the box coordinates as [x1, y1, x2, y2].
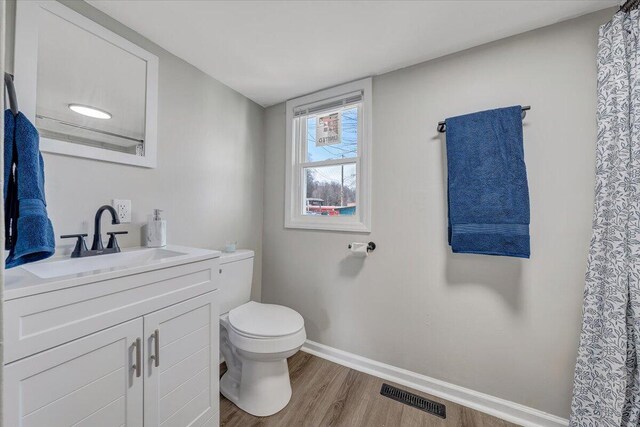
[218, 249, 254, 315]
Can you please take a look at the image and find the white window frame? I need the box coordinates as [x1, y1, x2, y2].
[285, 78, 372, 232]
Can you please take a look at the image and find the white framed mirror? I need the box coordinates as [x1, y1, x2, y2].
[14, 1, 159, 168]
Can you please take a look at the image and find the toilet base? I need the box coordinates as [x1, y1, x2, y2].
[220, 358, 293, 417]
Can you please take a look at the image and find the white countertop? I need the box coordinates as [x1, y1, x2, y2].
[4, 245, 221, 301]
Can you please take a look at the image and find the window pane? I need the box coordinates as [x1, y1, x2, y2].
[304, 164, 356, 216]
[306, 107, 358, 162]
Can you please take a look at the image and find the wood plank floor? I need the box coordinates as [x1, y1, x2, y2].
[220, 351, 520, 427]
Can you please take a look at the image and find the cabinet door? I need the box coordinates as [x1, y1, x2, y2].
[4, 318, 144, 427]
[143, 292, 219, 427]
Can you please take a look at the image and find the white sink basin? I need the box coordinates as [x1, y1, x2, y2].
[22, 247, 187, 279]
[4, 245, 220, 301]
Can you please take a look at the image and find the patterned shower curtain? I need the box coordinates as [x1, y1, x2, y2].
[570, 10, 640, 427]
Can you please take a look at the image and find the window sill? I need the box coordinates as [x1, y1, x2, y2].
[284, 218, 370, 233]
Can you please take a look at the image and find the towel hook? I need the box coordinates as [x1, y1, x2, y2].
[4, 73, 19, 116]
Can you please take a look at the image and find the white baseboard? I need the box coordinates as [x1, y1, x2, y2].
[301, 340, 569, 427]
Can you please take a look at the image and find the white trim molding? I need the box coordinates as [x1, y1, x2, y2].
[285, 78, 373, 233]
[301, 340, 569, 427]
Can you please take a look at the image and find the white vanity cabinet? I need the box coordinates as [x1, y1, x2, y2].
[143, 294, 219, 427]
[5, 318, 145, 427]
[3, 247, 221, 427]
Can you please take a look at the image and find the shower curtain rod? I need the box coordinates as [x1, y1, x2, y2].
[621, 0, 640, 13]
[436, 105, 530, 133]
[35, 114, 144, 144]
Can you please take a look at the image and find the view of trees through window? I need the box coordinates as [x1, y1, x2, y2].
[304, 107, 358, 216]
[305, 165, 356, 211]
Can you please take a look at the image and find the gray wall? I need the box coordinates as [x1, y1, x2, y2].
[5, 0, 265, 299]
[263, 9, 612, 418]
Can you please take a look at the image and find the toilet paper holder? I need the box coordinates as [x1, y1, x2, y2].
[348, 242, 376, 253]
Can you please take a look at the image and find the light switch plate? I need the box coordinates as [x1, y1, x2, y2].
[112, 199, 132, 223]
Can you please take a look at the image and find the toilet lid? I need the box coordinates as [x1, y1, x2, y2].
[228, 301, 304, 338]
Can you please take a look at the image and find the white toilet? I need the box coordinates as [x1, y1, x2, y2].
[218, 250, 306, 416]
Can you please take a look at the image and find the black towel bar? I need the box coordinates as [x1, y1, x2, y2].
[437, 105, 530, 133]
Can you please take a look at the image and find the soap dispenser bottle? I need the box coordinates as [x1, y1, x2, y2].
[146, 209, 166, 247]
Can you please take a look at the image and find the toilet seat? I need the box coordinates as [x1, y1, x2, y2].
[228, 301, 304, 338]
[222, 302, 306, 355]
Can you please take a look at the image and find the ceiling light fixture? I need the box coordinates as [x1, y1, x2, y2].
[68, 104, 112, 119]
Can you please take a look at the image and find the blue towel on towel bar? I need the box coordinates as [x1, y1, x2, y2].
[4, 110, 55, 268]
[445, 106, 530, 258]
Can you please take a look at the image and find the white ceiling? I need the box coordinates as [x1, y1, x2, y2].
[88, 0, 618, 107]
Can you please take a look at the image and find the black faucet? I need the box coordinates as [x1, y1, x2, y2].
[60, 205, 128, 258]
[92, 205, 119, 250]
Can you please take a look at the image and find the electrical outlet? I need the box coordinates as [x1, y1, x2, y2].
[112, 199, 132, 223]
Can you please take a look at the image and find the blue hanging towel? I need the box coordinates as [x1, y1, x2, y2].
[445, 106, 530, 258]
[4, 110, 55, 268]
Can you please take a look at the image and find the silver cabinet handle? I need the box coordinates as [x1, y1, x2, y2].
[133, 337, 141, 378]
[150, 329, 160, 368]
